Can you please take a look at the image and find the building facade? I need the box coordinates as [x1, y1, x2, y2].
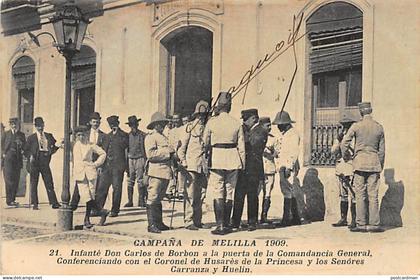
[0, 0, 418, 220]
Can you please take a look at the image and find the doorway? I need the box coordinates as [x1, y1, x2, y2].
[159, 26, 213, 116]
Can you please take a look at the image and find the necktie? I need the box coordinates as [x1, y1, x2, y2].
[40, 133, 47, 151]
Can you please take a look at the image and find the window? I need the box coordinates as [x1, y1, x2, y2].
[307, 2, 363, 166]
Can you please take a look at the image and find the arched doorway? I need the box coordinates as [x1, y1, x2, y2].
[12, 56, 35, 136]
[72, 45, 96, 127]
[307, 2, 363, 166]
[159, 26, 213, 117]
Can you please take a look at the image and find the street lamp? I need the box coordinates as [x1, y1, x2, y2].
[28, 1, 90, 231]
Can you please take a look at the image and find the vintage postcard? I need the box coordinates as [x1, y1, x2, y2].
[0, 0, 419, 276]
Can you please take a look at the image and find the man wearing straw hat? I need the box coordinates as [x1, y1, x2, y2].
[342, 102, 385, 233]
[124, 115, 147, 208]
[203, 92, 246, 235]
[144, 112, 177, 233]
[178, 100, 210, 230]
[272, 111, 301, 227]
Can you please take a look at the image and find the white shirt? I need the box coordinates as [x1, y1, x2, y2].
[36, 131, 49, 152]
[89, 128, 98, 144]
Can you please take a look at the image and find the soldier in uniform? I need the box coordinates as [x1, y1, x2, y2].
[24, 117, 61, 210]
[203, 92, 245, 235]
[331, 115, 357, 228]
[342, 102, 385, 233]
[272, 111, 301, 227]
[231, 109, 268, 231]
[95, 115, 129, 217]
[124, 115, 147, 208]
[258, 117, 276, 224]
[1, 117, 26, 207]
[179, 100, 210, 230]
[144, 112, 177, 233]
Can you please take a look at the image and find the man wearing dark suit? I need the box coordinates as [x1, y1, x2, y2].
[1, 118, 26, 207]
[95, 115, 129, 217]
[24, 117, 61, 210]
[231, 109, 268, 231]
[70, 112, 107, 210]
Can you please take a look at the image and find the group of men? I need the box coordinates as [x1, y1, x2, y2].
[1, 91, 386, 234]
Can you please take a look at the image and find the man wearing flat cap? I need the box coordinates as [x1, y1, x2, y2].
[203, 92, 246, 235]
[1, 117, 26, 207]
[124, 115, 147, 208]
[70, 112, 107, 210]
[272, 111, 301, 227]
[342, 102, 385, 233]
[24, 117, 61, 210]
[231, 108, 268, 231]
[144, 112, 177, 233]
[95, 115, 129, 217]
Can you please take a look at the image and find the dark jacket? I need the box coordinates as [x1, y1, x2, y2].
[24, 132, 59, 165]
[1, 130, 26, 167]
[245, 124, 268, 179]
[87, 128, 107, 161]
[102, 128, 129, 171]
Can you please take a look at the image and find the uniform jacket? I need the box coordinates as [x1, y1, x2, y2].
[331, 137, 353, 176]
[203, 112, 245, 170]
[144, 131, 173, 180]
[178, 119, 207, 174]
[263, 133, 276, 175]
[342, 115, 385, 172]
[24, 132, 59, 164]
[273, 126, 300, 171]
[102, 128, 129, 171]
[246, 124, 268, 179]
[1, 130, 26, 167]
[72, 141, 106, 181]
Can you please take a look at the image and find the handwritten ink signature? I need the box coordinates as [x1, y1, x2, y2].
[185, 12, 306, 135]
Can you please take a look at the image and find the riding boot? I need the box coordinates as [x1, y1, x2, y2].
[147, 204, 161, 233]
[211, 199, 225, 235]
[291, 197, 301, 225]
[224, 200, 233, 234]
[84, 202, 93, 229]
[124, 186, 134, 207]
[138, 185, 147, 208]
[156, 202, 170, 231]
[348, 202, 357, 229]
[278, 198, 292, 227]
[260, 198, 271, 224]
[332, 201, 349, 227]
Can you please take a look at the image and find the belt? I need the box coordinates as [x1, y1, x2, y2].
[212, 143, 237, 149]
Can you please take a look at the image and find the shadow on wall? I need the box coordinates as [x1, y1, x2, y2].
[295, 168, 326, 222]
[380, 168, 404, 228]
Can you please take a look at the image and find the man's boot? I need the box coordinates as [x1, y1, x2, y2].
[224, 200, 233, 234]
[147, 204, 161, 233]
[332, 201, 349, 227]
[138, 185, 147, 208]
[291, 197, 301, 225]
[156, 203, 170, 231]
[348, 202, 357, 229]
[211, 199, 225, 235]
[124, 186, 134, 207]
[260, 198, 271, 224]
[278, 198, 292, 227]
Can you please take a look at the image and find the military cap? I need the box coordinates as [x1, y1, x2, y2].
[259, 117, 271, 124]
[34, 117, 44, 126]
[241, 109, 259, 120]
[9, 117, 19, 124]
[358, 102, 372, 114]
[172, 114, 181, 120]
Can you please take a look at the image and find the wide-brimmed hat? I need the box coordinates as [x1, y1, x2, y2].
[126, 115, 141, 126]
[147, 112, 168, 130]
[107, 115, 120, 127]
[89, 112, 101, 120]
[172, 114, 181, 120]
[272, 111, 295, 125]
[34, 117, 44, 126]
[9, 117, 19, 124]
[339, 114, 357, 124]
[193, 100, 210, 116]
[241, 108, 259, 120]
